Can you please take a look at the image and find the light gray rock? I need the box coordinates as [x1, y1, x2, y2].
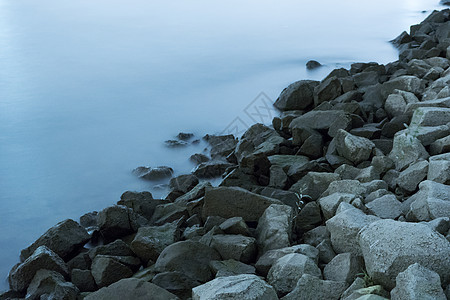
[384, 94, 406, 117]
[289, 110, 352, 138]
[274, 80, 319, 111]
[303, 226, 330, 247]
[192, 274, 278, 300]
[397, 160, 428, 192]
[289, 172, 341, 200]
[9, 246, 68, 292]
[428, 153, 450, 184]
[340, 277, 366, 300]
[155, 241, 221, 283]
[20, 219, 90, 261]
[219, 217, 251, 236]
[326, 205, 379, 255]
[381, 75, 423, 98]
[84, 278, 179, 300]
[364, 189, 392, 204]
[282, 274, 347, 300]
[321, 180, 367, 198]
[91, 256, 133, 288]
[358, 219, 450, 289]
[366, 195, 402, 219]
[402, 124, 450, 147]
[406, 180, 450, 221]
[209, 234, 257, 264]
[256, 204, 293, 254]
[202, 186, 282, 222]
[388, 132, 429, 171]
[318, 193, 358, 220]
[334, 129, 375, 165]
[267, 253, 322, 296]
[410, 107, 450, 127]
[210, 259, 256, 277]
[323, 253, 363, 285]
[26, 269, 79, 300]
[391, 263, 446, 300]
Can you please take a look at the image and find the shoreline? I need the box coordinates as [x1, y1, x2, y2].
[2, 6, 450, 300]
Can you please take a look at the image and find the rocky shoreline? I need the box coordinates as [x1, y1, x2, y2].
[2, 7, 450, 300]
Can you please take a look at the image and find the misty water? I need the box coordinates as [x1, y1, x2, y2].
[0, 0, 445, 290]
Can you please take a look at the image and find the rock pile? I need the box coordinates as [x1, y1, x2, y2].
[2, 8, 450, 300]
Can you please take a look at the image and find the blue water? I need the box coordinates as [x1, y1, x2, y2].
[0, 0, 444, 291]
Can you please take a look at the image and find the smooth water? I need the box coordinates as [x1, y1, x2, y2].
[0, 0, 444, 291]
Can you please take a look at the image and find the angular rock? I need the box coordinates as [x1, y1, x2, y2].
[430, 134, 450, 155]
[319, 193, 358, 220]
[209, 259, 256, 277]
[175, 181, 211, 205]
[91, 256, 133, 288]
[406, 180, 450, 221]
[397, 160, 428, 192]
[134, 166, 173, 180]
[293, 201, 322, 233]
[316, 238, 337, 264]
[323, 253, 363, 285]
[274, 80, 319, 111]
[88, 239, 134, 260]
[209, 234, 257, 264]
[289, 110, 352, 138]
[150, 203, 188, 225]
[204, 134, 237, 159]
[282, 274, 347, 300]
[169, 174, 199, 194]
[71, 268, 96, 292]
[190, 153, 210, 165]
[384, 94, 406, 117]
[303, 226, 330, 247]
[152, 271, 201, 299]
[314, 76, 342, 106]
[256, 204, 293, 254]
[366, 195, 403, 219]
[289, 172, 341, 201]
[193, 160, 234, 178]
[26, 269, 79, 300]
[117, 191, 164, 220]
[428, 153, 450, 184]
[358, 219, 450, 289]
[97, 205, 147, 240]
[410, 107, 450, 127]
[219, 217, 251, 236]
[381, 75, 423, 98]
[388, 132, 429, 171]
[334, 129, 375, 165]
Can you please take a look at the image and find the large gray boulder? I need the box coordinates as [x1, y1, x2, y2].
[91, 256, 133, 288]
[358, 219, 450, 289]
[97, 205, 147, 240]
[381, 75, 423, 98]
[406, 180, 450, 221]
[324, 253, 364, 285]
[318, 193, 358, 220]
[428, 153, 450, 184]
[84, 278, 179, 300]
[289, 110, 353, 138]
[410, 107, 450, 127]
[192, 274, 278, 300]
[390, 263, 446, 300]
[388, 132, 429, 171]
[334, 129, 375, 165]
[274, 80, 319, 111]
[20, 219, 90, 261]
[209, 235, 257, 264]
[282, 274, 347, 300]
[267, 253, 322, 296]
[133, 166, 173, 180]
[202, 186, 282, 222]
[289, 172, 341, 201]
[365, 195, 403, 219]
[9, 246, 68, 292]
[256, 204, 293, 254]
[397, 160, 428, 192]
[26, 269, 79, 300]
[219, 217, 251, 236]
[155, 241, 221, 282]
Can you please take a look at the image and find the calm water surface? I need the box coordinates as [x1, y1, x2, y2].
[0, 0, 444, 290]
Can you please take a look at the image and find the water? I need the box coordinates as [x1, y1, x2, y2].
[0, 0, 444, 291]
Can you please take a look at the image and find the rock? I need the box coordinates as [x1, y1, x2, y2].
[314, 76, 342, 106]
[269, 165, 288, 188]
[255, 244, 319, 276]
[289, 110, 352, 138]
[289, 172, 341, 201]
[282, 274, 347, 300]
[390, 263, 446, 300]
[358, 219, 450, 289]
[256, 204, 293, 254]
[209, 259, 256, 277]
[397, 160, 428, 192]
[321, 180, 368, 198]
[80, 212, 98, 229]
[405, 96, 450, 116]
[204, 216, 227, 232]
[410, 107, 450, 126]
[388, 132, 429, 171]
[155, 241, 221, 283]
[204, 134, 238, 159]
[257, 187, 300, 209]
[130, 222, 180, 264]
[88, 239, 134, 259]
[84, 278, 179, 300]
[293, 201, 322, 233]
[381, 75, 423, 98]
[177, 132, 194, 140]
[150, 203, 188, 225]
[190, 153, 210, 165]
[175, 181, 211, 205]
[67, 250, 91, 271]
[26, 269, 79, 300]
[423, 217, 450, 235]
[366, 195, 403, 219]
[9, 246, 68, 292]
[91, 256, 133, 288]
[133, 166, 173, 180]
[323, 253, 363, 285]
[152, 271, 201, 299]
[303, 226, 330, 247]
[208, 235, 257, 264]
[97, 205, 147, 240]
[384, 94, 406, 117]
[319, 193, 358, 220]
[274, 80, 319, 111]
[406, 180, 450, 221]
[267, 253, 322, 296]
[165, 140, 188, 148]
[430, 134, 450, 155]
[192, 274, 278, 300]
[428, 153, 450, 184]
[169, 174, 199, 194]
[20, 219, 90, 262]
[326, 205, 379, 255]
[343, 286, 389, 300]
[193, 160, 234, 178]
[334, 129, 375, 165]
[117, 191, 164, 220]
[306, 60, 322, 70]
[202, 186, 282, 222]
[340, 277, 366, 300]
[71, 269, 96, 292]
[316, 238, 337, 264]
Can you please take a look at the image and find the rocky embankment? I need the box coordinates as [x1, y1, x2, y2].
[2, 8, 450, 300]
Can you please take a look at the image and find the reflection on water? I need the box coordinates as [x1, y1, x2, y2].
[0, 0, 443, 290]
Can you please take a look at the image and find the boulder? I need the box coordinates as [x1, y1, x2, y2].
[343, 286, 389, 300]
[289, 172, 341, 201]
[282, 274, 347, 300]
[97, 205, 147, 240]
[340, 277, 366, 300]
[390, 263, 446, 300]
[314, 76, 343, 106]
[410, 107, 450, 127]
[406, 180, 450, 221]
[384, 94, 406, 117]
[430, 134, 450, 155]
[323, 253, 363, 285]
[293, 201, 322, 233]
[118, 191, 165, 220]
[318, 193, 358, 220]
[91, 256, 133, 288]
[209, 235, 257, 264]
[152, 271, 201, 299]
[289, 110, 353, 138]
[274, 80, 319, 111]
[175, 181, 211, 205]
[366, 195, 403, 219]
[133, 166, 173, 180]
[192, 274, 278, 300]
[210, 259, 256, 277]
[84, 278, 179, 300]
[306, 60, 322, 70]
[303, 226, 330, 247]
[150, 203, 188, 225]
[358, 219, 450, 289]
[256, 204, 293, 254]
[26, 269, 79, 300]
[428, 153, 450, 184]
[20, 219, 90, 261]
[193, 160, 234, 178]
[334, 129, 375, 165]
[388, 132, 429, 171]
[203, 134, 237, 159]
[219, 217, 251, 236]
[169, 174, 199, 194]
[88, 239, 134, 259]
[71, 269, 96, 292]
[316, 238, 337, 264]
[381, 75, 423, 98]
[190, 153, 210, 165]
[397, 160, 428, 192]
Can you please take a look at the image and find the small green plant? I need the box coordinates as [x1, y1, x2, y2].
[356, 269, 375, 287]
[292, 192, 312, 220]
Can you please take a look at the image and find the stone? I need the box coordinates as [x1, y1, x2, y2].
[289, 110, 352, 138]
[97, 205, 147, 240]
[175, 181, 211, 205]
[316, 238, 337, 264]
[321, 180, 368, 198]
[256, 204, 293, 254]
[381, 75, 422, 98]
[428, 153, 450, 184]
[430, 134, 450, 155]
[319, 193, 358, 220]
[410, 107, 450, 126]
[165, 140, 188, 148]
[358, 219, 450, 289]
[155, 241, 221, 283]
[190, 153, 210, 165]
[209, 259, 256, 277]
[80, 212, 98, 229]
[130, 222, 180, 264]
[303, 226, 330, 247]
[397, 160, 428, 192]
[390, 263, 446, 300]
[204, 134, 237, 159]
[219, 217, 251, 236]
[67, 250, 91, 271]
[334, 129, 375, 165]
[84, 278, 179, 300]
[269, 165, 288, 188]
[9, 246, 68, 292]
[423, 217, 450, 235]
[306, 60, 322, 70]
[152, 271, 201, 299]
[202, 186, 282, 222]
[71, 269, 96, 292]
[384, 94, 406, 117]
[294, 201, 322, 233]
[343, 286, 389, 300]
[388, 132, 429, 171]
[406, 180, 450, 221]
[340, 277, 366, 300]
[267, 253, 322, 296]
[326, 205, 379, 255]
[133, 166, 173, 180]
[117, 191, 164, 220]
[26, 269, 79, 300]
[314, 76, 342, 106]
[289, 172, 341, 201]
[88, 239, 134, 259]
[282, 274, 347, 300]
[209, 234, 257, 264]
[366, 195, 402, 219]
[169, 174, 199, 194]
[255, 244, 319, 276]
[91, 256, 133, 288]
[204, 216, 227, 232]
[150, 203, 188, 225]
[193, 160, 234, 178]
[324, 253, 363, 285]
[274, 80, 319, 111]
[20, 219, 90, 261]
[192, 274, 278, 300]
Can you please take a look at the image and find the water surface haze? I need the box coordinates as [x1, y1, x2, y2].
[0, 0, 444, 290]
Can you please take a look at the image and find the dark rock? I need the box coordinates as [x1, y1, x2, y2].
[219, 217, 251, 236]
[67, 250, 91, 271]
[152, 271, 201, 299]
[169, 174, 199, 194]
[189, 153, 210, 165]
[274, 80, 319, 111]
[306, 60, 322, 70]
[80, 212, 98, 229]
[165, 140, 188, 148]
[208, 234, 257, 264]
[175, 181, 211, 205]
[97, 205, 148, 240]
[210, 259, 256, 277]
[289, 110, 352, 138]
[88, 239, 134, 260]
[133, 166, 174, 181]
[203, 134, 237, 159]
[193, 160, 234, 178]
[91, 256, 133, 288]
[176, 132, 194, 141]
[314, 76, 343, 106]
[150, 203, 188, 226]
[117, 191, 166, 221]
[26, 269, 79, 300]
[71, 269, 96, 292]
[391, 31, 412, 47]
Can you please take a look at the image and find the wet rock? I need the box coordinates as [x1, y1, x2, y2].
[80, 212, 98, 229]
[324, 253, 363, 285]
[26, 269, 79, 300]
[9, 246, 68, 292]
[155, 241, 221, 283]
[209, 259, 256, 277]
[91, 256, 133, 288]
[219, 217, 251, 236]
[71, 269, 96, 292]
[209, 234, 257, 264]
[289, 172, 340, 201]
[202, 186, 282, 222]
[390, 263, 446, 300]
[306, 60, 322, 70]
[358, 219, 450, 289]
[84, 278, 179, 300]
[177, 132, 194, 141]
[274, 80, 319, 111]
[256, 204, 293, 254]
[133, 166, 174, 180]
[192, 274, 278, 300]
[267, 253, 322, 296]
[282, 274, 347, 300]
[190, 153, 210, 165]
[388, 132, 429, 171]
[152, 271, 201, 299]
[193, 160, 234, 178]
[366, 194, 402, 219]
[20, 219, 90, 262]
